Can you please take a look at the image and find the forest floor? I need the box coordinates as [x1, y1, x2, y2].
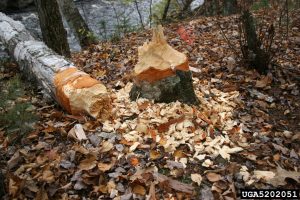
[0, 10, 300, 200]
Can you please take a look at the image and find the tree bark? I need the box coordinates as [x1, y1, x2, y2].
[224, 0, 238, 15]
[241, 10, 269, 74]
[58, 0, 97, 49]
[133, 0, 145, 29]
[34, 0, 70, 57]
[130, 26, 198, 105]
[0, 12, 111, 119]
[162, 0, 171, 21]
[178, 0, 193, 18]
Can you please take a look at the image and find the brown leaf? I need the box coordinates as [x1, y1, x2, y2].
[129, 156, 139, 167]
[173, 150, 185, 158]
[132, 184, 146, 195]
[7, 151, 23, 170]
[150, 150, 161, 160]
[206, 173, 222, 182]
[148, 128, 157, 141]
[98, 158, 116, 172]
[138, 101, 150, 110]
[79, 155, 97, 170]
[255, 75, 272, 88]
[149, 182, 156, 200]
[35, 186, 49, 200]
[9, 177, 21, 197]
[100, 141, 114, 153]
[157, 116, 185, 133]
[41, 169, 55, 183]
[267, 167, 300, 187]
[153, 172, 194, 194]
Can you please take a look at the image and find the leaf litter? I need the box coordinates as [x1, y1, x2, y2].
[0, 9, 300, 200]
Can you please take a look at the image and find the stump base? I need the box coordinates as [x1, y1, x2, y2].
[130, 70, 199, 105]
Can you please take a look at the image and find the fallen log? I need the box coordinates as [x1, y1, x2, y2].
[130, 25, 199, 105]
[0, 12, 111, 119]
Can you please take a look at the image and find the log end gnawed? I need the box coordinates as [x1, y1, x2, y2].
[54, 68, 111, 119]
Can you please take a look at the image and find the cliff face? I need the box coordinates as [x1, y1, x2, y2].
[0, 0, 34, 12]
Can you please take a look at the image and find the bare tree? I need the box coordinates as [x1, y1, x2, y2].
[162, 0, 171, 21]
[34, 0, 70, 57]
[133, 0, 145, 29]
[149, 0, 153, 27]
[58, 0, 97, 49]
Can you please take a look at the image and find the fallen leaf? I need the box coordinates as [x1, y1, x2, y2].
[219, 146, 243, 160]
[79, 155, 97, 170]
[253, 170, 275, 181]
[129, 156, 139, 167]
[206, 173, 222, 182]
[157, 116, 185, 133]
[100, 141, 114, 153]
[129, 141, 140, 152]
[153, 172, 194, 194]
[132, 184, 146, 195]
[7, 151, 23, 170]
[148, 182, 156, 200]
[41, 169, 55, 183]
[98, 158, 116, 172]
[150, 150, 162, 160]
[267, 167, 300, 187]
[191, 174, 202, 186]
[255, 75, 272, 88]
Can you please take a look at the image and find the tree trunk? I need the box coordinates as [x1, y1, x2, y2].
[241, 10, 269, 74]
[178, 0, 193, 18]
[34, 0, 70, 57]
[130, 26, 199, 105]
[0, 12, 111, 119]
[162, 0, 171, 21]
[224, 0, 238, 15]
[58, 0, 97, 49]
[133, 0, 145, 29]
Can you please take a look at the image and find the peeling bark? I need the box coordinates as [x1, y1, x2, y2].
[0, 12, 111, 119]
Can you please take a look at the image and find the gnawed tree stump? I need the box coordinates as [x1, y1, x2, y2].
[0, 12, 111, 119]
[130, 25, 199, 105]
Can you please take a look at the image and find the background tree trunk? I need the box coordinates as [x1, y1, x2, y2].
[0, 12, 111, 119]
[241, 10, 269, 74]
[178, 0, 193, 18]
[162, 0, 171, 21]
[133, 0, 145, 29]
[224, 0, 238, 15]
[58, 0, 97, 49]
[34, 0, 70, 57]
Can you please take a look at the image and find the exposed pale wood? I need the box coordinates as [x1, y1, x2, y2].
[134, 25, 188, 81]
[130, 25, 199, 105]
[0, 12, 111, 119]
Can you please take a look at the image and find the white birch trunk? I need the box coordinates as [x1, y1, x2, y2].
[0, 12, 111, 119]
